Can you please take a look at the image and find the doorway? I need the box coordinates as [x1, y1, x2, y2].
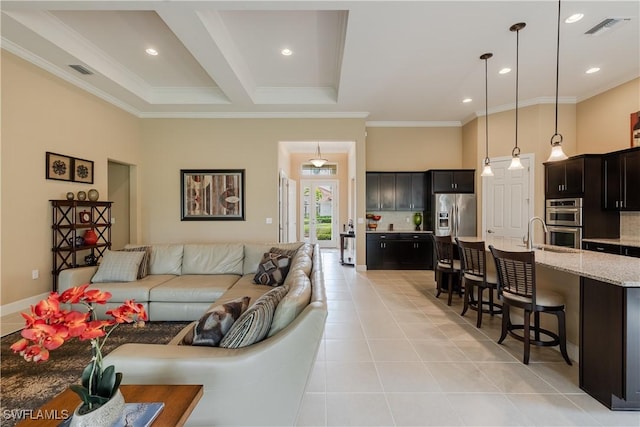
[301, 180, 338, 248]
[482, 154, 534, 241]
[278, 171, 298, 243]
[107, 161, 131, 249]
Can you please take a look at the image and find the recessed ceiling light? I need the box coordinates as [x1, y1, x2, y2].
[462, 98, 472, 103]
[499, 67, 511, 74]
[145, 48, 158, 56]
[585, 67, 601, 74]
[565, 13, 584, 24]
[281, 48, 293, 56]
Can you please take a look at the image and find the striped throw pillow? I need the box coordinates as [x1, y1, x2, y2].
[120, 246, 151, 279]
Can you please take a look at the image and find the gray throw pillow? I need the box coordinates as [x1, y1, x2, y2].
[119, 246, 151, 279]
[182, 297, 251, 346]
[91, 250, 145, 283]
[219, 285, 289, 349]
[253, 252, 292, 286]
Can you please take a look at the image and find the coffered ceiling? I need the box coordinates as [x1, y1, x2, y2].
[2, 1, 639, 125]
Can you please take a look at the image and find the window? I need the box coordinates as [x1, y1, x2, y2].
[301, 164, 337, 176]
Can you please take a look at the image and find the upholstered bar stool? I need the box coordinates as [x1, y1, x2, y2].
[488, 245, 572, 365]
[432, 234, 462, 306]
[456, 238, 502, 328]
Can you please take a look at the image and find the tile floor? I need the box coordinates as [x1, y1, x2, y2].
[294, 248, 640, 426]
[2, 249, 638, 426]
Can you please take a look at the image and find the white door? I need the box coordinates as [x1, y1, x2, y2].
[482, 155, 534, 241]
[301, 180, 338, 248]
[287, 179, 297, 242]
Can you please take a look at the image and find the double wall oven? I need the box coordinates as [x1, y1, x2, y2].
[545, 198, 582, 248]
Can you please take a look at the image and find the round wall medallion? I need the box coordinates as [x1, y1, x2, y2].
[88, 189, 99, 201]
[77, 191, 87, 201]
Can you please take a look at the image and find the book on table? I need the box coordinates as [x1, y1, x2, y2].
[58, 402, 164, 427]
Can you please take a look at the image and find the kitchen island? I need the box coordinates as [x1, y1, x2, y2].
[475, 236, 640, 411]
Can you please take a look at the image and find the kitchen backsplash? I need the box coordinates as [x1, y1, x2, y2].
[366, 211, 426, 231]
[620, 212, 640, 240]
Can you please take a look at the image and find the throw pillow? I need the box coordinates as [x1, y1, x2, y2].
[268, 246, 299, 258]
[253, 252, 292, 286]
[91, 250, 145, 283]
[219, 285, 289, 349]
[119, 246, 151, 279]
[182, 296, 251, 346]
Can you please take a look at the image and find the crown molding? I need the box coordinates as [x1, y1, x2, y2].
[365, 121, 461, 128]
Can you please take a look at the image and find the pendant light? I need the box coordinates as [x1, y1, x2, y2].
[508, 22, 526, 171]
[480, 53, 494, 177]
[547, 0, 569, 162]
[309, 142, 328, 167]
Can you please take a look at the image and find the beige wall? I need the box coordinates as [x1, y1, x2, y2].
[138, 119, 365, 247]
[365, 127, 462, 171]
[1, 51, 142, 305]
[577, 78, 640, 154]
[461, 117, 479, 170]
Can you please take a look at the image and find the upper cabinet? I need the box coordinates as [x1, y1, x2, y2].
[395, 172, 425, 210]
[545, 157, 585, 198]
[427, 170, 474, 193]
[366, 172, 425, 211]
[603, 147, 640, 211]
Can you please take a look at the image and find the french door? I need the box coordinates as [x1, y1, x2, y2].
[301, 180, 338, 248]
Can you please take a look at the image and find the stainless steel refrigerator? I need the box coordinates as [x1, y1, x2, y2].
[432, 194, 477, 237]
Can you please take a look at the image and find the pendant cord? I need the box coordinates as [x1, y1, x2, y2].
[554, 0, 561, 135]
[485, 56, 489, 159]
[515, 27, 519, 151]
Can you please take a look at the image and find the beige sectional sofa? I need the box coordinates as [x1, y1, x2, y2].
[57, 241, 327, 426]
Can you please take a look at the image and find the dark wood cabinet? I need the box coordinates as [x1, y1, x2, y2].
[51, 200, 112, 291]
[366, 173, 396, 210]
[603, 147, 640, 211]
[622, 245, 640, 258]
[582, 241, 620, 255]
[580, 278, 640, 410]
[427, 170, 474, 193]
[395, 172, 425, 210]
[545, 157, 584, 198]
[366, 233, 433, 270]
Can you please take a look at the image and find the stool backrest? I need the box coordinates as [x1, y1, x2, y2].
[488, 245, 536, 302]
[456, 239, 487, 280]
[432, 235, 455, 268]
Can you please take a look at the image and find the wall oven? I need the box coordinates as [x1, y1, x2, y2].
[547, 226, 582, 249]
[546, 198, 582, 227]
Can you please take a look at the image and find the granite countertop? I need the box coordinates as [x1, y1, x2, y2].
[582, 237, 640, 248]
[473, 236, 640, 288]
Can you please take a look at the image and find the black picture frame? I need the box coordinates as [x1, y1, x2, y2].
[46, 152, 73, 181]
[73, 157, 94, 184]
[181, 169, 245, 221]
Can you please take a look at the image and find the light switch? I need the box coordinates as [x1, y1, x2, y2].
[266, 218, 273, 224]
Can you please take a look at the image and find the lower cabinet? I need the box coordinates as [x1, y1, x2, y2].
[366, 233, 433, 270]
[580, 278, 640, 410]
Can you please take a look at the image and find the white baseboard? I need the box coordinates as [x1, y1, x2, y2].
[1, 292, 49, 317]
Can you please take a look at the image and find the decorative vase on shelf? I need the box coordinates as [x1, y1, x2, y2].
[66, 192, 75, 201]
[413, 212, 423, 231]
[88, 189, 99, 201]
[77, 191, 87, 201]
[83, 229, 98, 246]
[69, 389, 125, 427]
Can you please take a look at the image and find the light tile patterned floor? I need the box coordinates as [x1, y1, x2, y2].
[295, 248, 640, 426]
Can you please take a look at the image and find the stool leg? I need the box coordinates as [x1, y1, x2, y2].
[498, 303, 510, 344]
[461, 279, 469, 316]
[557, 310, 572, 365]
[534, 311, 541, 343]
[523, 309, 531, 365]
[447, 272, 453, 306]
[436, 270, 442, 298]
[489, 286, 495, 316]
[476, 286, 483, 328]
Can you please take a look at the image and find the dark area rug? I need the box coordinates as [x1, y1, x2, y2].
[1, 321, 189, 427]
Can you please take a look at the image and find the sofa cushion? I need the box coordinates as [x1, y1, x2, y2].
[268, 270, 312, 337]
[91, 250, 145, 283]
[253, 252, 292, 286]
[213, 275, 273, 307]
[150, 275, 239, 302]
[242, 242, 303, 275]
[119, 246, 151, 279]
[86, 274, 175, 301]
[220, 285, 289, 348]
[182, 244, 244, 275]
[182, 296, 251, 346]
[148, 244, 183, 275]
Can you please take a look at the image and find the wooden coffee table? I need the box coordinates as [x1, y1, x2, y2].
[16, 384, 203, 427]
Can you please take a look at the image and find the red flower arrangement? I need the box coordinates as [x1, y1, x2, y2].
[11, 284, 147, 413]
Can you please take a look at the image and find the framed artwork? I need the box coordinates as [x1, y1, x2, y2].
[73, 157, 94, 184]
[181, 169, 245, 221]
[46, 152, 73, 181]
[631, 111, 640, 147]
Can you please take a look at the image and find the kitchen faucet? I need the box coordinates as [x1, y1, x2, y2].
[526, 216, 548, 250]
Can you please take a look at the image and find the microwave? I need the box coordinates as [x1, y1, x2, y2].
[546, 198, 582, 227]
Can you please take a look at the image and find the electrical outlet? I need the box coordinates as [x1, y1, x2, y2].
[32, 269, 39, 280]
[266, 218, 273, 224]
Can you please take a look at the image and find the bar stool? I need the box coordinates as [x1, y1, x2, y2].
[432, 234, 461, 306]
[488, 245, 572, 365]
[456, 238, 502, 328]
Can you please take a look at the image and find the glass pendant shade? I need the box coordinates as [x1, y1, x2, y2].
[547, 143, 568, 161]
[508, 152, 524, 170]
[309, 143, 328, 167]
[481, 157, 494, 177]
